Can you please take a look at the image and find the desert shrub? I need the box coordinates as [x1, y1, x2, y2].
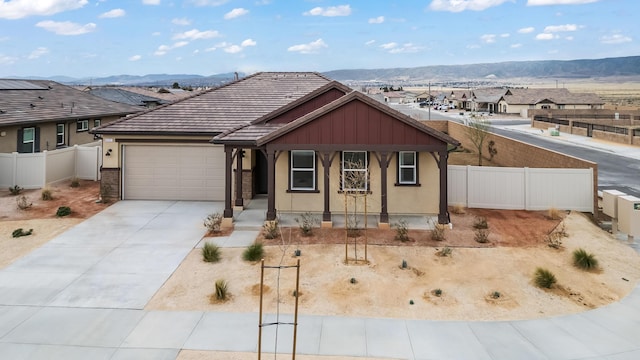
[394, 219, 409, 242]
[432, 288, 443, 297]
[243, 242, 264, 262]
[41, 187, 53, 201]
[56, 206, 71, 217]
[401, 259, 408, 269]
[436, 246, 453, 257]
[546, 232, 563, 249]
[490, 291, 501, 299]
[573, 248, 598, 270]
[430, 220, 446, 241]
[262, 220, 279, 239]
[547, 207, 563, 220]
[214, 279, 228, 300]
[9, 185, 22, 195]
[16, 195, 32, 210]
[474, 228, 490, 243]
[70, 177, 80, 188]
[294, 212, 319, 236]
[349, 277, 357, 284]
[534, 267, 557, 289]
[12, 228, 33, 238]
[473, 216, 488, 229]
[450, 204, 466, 215]
[204, 213, 223, 233]
[202, 242, 221, 263]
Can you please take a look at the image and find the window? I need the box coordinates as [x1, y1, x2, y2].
[77, 119, 89, 132]
[93, 119, 101, 128]
[23, 127, 35, 153]
[342, 151, 368, 191]
[290, 150, 316, 190]
[398, 151, 418, 185]
[56, 124, 65, 146]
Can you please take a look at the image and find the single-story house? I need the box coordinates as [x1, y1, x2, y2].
[448, 90, 471, 110]
[93, 72, 460, 227]
[0, 79, 141, 153]
[383, 91, 406, 104]
[83, 87, 169, 109]
[497, 88, 604, 116]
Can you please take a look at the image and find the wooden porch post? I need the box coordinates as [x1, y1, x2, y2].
[223, 146, 233, 219]
[266, 147, 277, 221]
[235, 148, 244, 207]
[379, 152, 390, 226]
[438, 149, 450, 224]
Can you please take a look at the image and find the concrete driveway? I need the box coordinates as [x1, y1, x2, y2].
[1, 200, 640, 359]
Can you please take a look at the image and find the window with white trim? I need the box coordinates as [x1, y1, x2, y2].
[398, 151, 417, 184]
[56, 124, 65, 146]
[290, 150, 316, 190]
[342, 151, 368, 191]
[23, 127, 35, 152]
[94, 119, 101, 128]
[76, 119, 89, 132]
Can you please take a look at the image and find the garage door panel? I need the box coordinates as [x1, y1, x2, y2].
[123, 145, 225, 201]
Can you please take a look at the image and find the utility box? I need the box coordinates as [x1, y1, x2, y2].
[603, 189, 626, 218]
[618, 195, 640, 238]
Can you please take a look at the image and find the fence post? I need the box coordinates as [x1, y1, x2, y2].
[11, 152, 18, 187]
[524, 167, 529, 211]
[465, 165, 471, 208]
[73, 145, 79, 180]
[42, 150, 48, 188]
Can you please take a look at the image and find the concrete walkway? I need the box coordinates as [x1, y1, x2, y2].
[1, 200, 640, 359]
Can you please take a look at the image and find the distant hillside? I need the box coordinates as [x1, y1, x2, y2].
[322, 56, 640, 82]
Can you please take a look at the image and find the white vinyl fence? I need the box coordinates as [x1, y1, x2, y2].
[0, 143, 102, 189]
[448, 165, 594, 213]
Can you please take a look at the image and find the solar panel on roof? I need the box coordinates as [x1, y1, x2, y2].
[0, 79, 47, 90]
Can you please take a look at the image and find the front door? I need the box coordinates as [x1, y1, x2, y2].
[254, 150, 268, 195]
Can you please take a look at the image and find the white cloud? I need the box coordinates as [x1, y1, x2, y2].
[0, 54, 17, 65]
[365, 40, 376, 46]
[0, 0, 87, 19]
[27, 47, 49, 59]
[304, 5, 351, 17]
[511, 43, 522, 48]
[600, 34, 632, 44]
[224, 45, 243, 53]
[154, 41, 188, 56]
[36, 20, 96, 35]
[379, 42, 421, 53]
[99, 8, 125, 18]
[429, 0, 512, 12]
[241, 38, 256, 47]
[518, 27, 535, 34]
[172, 18, 191, 25]
[224, 8, 249, 19]
[173, 29, 220, 40]
[543, 24, 578, 32]
[380, 42, 397, 50]
[500, 33, 510, 38]
[535, 33, 557, 40]
[369, 16, 384, 24]
[287, 38, 328, 54]
[527, 0, 598, 5]
[129, 55, 142, 61]
[467, 44, 481, 49]
[188, 0, 229, 6]
[142, 0, 161, 5]
[481, 34, 496, 43]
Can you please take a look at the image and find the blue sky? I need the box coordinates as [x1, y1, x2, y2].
[0, 0, 637, 78]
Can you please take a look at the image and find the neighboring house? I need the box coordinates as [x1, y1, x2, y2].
[93, 72, 460, 227]
[383, 91, 406, 104]
[497, 88, 604, 116]
[470, 88, 506, 113]
[0, 79, 141, 153]
[83, 87, 168, 108]
[448, 90, 471, 110]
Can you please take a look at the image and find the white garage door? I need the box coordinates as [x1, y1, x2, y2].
[123, 144, 225, 200]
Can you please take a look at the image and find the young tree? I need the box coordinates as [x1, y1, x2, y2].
[465, 114, 490, 166]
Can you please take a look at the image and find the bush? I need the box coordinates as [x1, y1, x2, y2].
[294, 212, 319, 236]
[394, 219, 409, 242]
[9, 185, 22, 195]
[450, 204, 466, 215]
[474, 228, 490, 243]
[56, 206, 71, 217]
[70, 177, 80, 188]
[214, 279, 228, 300]
[12, 228, 33, 238]
[202, 242, 221, 263]
[262, 220, 279, 239]
[490, 291, 501, 299]
[432, 288, 443, 297]
[547, 207, 563, 220]
[243, 242, 264, 262]
[436, 246, 453, 257]
[204, 213, 223, 233]
[430, 220, 446, 241]
[573, 248, 598, 270]
[534, 267, 557, 289]
[41, 187, 53, 201]
[473, 216, 488, 229]
[16, 195, 32, 210]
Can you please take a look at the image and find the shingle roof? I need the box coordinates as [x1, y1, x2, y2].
[501, 88, 604, 105]
[472, 88, 507, 103]
[94, 72, 335, 136]
[0, 80, 142, 127]
[85, 87, 168, 107]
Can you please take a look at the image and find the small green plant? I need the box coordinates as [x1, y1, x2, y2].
[436, 246, 453, 257]
[401, 259, 408, 269]
[9, 185, 22, 195]
[202, 242, 221, 263]
[473, 216, 488, 229]
[12, 228, 33, 238]
[430, 220, 446, 241]
[490, 291, 501, 299]
[56, 206, 71, 217]
[394, 219, 410, 242]
[214, 279, 228, 300]
[41, 187, 53, 201]
[573, 248, 599, 270]
[262, 220, 279, 239]
[294, 212, 319, 236]
[204, 213, 223, 233]
[70, 177, 80, 188]
[243, 242, 264, 262]
[16, 195, 32, 210]
[474, 228, 490, 243]
[534, 267, 557, 289]
[349, 277, 357, 284]
[432, 288, 443, 297]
